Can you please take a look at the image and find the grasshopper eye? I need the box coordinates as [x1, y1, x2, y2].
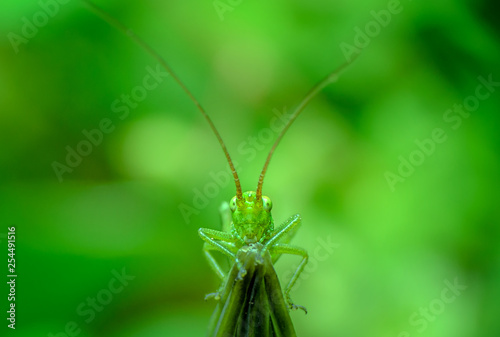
[262, 196, 272, 211]
[229, 197, 237, 212]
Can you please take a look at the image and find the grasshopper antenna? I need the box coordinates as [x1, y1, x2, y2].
[81, 0, 243, 199]
[255, 54, 359, 200]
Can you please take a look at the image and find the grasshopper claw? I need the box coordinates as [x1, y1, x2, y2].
[286, 295, 308, 314]
[204, 292, 221, 301]
[290, 303, 308, 314]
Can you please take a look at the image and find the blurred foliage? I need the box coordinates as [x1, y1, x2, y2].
[0, 0, 499, 336]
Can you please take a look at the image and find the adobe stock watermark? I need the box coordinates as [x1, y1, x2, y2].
[339, 0, 408, 61]
[47, 268, 135, 337]
[8, 0, 71, 54]
[213, 0, 244, 21]
[178, 107, 293, 224]
[396, 277, 467, 337]
[52, 64, 169, 182]
[385, 73, 499, 192]
[282, 235, 340, 291]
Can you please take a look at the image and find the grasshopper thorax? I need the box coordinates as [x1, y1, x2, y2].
[229, 191, 274, 244]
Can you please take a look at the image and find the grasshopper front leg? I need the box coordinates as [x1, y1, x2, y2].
[198, 228, 238, 299]
[266, 214, 309, 313]
[199, 202, 240, 276]
[199, 202, 240, 300]
[270, 243, 308, 313]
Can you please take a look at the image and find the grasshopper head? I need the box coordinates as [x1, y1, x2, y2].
[230, 191, 274, 244]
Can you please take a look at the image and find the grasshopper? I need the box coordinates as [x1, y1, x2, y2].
[82, 1, 355, 335]
[197, 58, 353, 335]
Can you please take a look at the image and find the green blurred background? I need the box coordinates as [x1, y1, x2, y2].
[1, 0, 499, 336]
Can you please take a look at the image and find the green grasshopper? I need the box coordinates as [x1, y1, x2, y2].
[82, 1, 355, 334]
[197, 59, 354, 336]
[197, 57, 353, 335]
